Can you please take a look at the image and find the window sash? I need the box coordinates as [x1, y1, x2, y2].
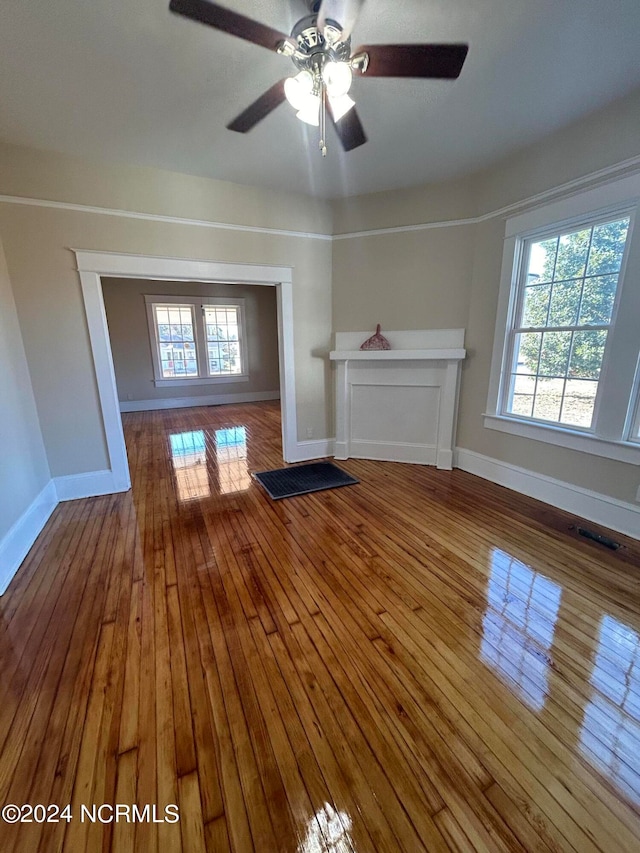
[153, 303, 199, 379]
[203, 305, 243, 377]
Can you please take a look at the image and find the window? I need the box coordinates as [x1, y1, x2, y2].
[146, 295, 247, 386]
[506, 217, 629, 428]
[485, 174, 640, 463]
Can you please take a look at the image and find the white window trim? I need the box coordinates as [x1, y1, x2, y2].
[145, 294, 249, 386]
[625, 354, 640, 445]
[485, 173, 640, 465]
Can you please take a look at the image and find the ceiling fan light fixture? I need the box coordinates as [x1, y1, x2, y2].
[284, 70, 314, 110]
[322, 61, 353, 98]
[328, 92, 355, 121]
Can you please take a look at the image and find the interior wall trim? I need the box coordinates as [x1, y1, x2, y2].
[119, 390, 280, 412]
[0, 194, 332, 242]
[54, 470, 123, 502]
[1, 153, 639, 243]
[289, 438, 336, 463]
[455, 447, 640, 540]
[0, 480, 58, 596]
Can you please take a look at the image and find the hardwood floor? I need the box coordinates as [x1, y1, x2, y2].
[1, 400, 640, 852]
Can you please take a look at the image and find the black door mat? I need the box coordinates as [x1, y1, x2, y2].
[253, 461, 359, 500]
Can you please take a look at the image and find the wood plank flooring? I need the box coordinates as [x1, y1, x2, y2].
[1, 400, 640, 852]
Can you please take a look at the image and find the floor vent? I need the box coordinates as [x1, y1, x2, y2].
[577, 526, 620, 550]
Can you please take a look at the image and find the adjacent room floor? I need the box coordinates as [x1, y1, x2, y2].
[1, 401, 639, 852]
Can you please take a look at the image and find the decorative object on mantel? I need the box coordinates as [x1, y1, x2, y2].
[360, 324, 391, 351]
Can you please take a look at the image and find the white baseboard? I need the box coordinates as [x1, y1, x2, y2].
[343, 439, 438, 466]
[0, 480, 58, 595]
[455, 447, 640, 540]
[54, 469, 128, 501]
[120, 390, 280, 413]
[287, 438, 336, 463]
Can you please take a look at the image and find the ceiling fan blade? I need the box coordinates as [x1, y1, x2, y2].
[227, 80, 288, 133]
[354, 43, 469, 78]
[327, 104, 367, 151]
[317, 0, 364, 42]
[169, 0, 293, 53]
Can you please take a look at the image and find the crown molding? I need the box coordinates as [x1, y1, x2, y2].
[1, 152, 640, 241]
[0, 194, 332, 241]
[333, 153, 640, 240]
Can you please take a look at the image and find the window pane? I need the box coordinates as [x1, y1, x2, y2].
[560, 380, 598, 427]
[532, 378, 564, 422]
[586, 218, 630, 276]
[522, 284, 550, 327]
[159, 342, 198, 378]
[528, 238, 558, 284]
[539, 331, 572, 377]
[548, 280, 582, 326]
[510, 393, 534, 418]
[514, 332, 541, 374]
[578, 275, 617, 326]
[569, 330, 607, 379]
[555, 228, 591, 280]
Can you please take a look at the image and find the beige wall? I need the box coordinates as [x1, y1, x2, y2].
[102, 278, 280, 404]
[332, 88, 640, 507]
[0, 235, 50, 541]
[332, 224, 476, 334]
[0, 146, 333, 477]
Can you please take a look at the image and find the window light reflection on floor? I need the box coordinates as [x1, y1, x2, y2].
[297, 803, 353, 853]
[169, 430, 210, 502]
[215, 426, 250, 494]
[579, 614, 640, 804]
[481, 548, 562, 711]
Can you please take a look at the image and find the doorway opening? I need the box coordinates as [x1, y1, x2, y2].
[74, 251, 297, 493]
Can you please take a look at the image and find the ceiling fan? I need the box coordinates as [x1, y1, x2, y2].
[169, 0, 468, 156]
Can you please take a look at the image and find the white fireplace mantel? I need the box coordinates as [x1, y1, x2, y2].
[330, 329, 466, 469]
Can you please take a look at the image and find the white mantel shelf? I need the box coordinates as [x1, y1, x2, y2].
[330, 348, 466, 361]
[331, 330, 466, 470]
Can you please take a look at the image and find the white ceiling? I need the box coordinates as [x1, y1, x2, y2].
[1, 0, 640, 199]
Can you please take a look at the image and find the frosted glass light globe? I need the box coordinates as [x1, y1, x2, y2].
[284, 70, 314, 110]
[322, 62, 353, 98]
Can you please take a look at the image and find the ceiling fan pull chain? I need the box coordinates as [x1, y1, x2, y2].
[319, 85, 327, 157]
